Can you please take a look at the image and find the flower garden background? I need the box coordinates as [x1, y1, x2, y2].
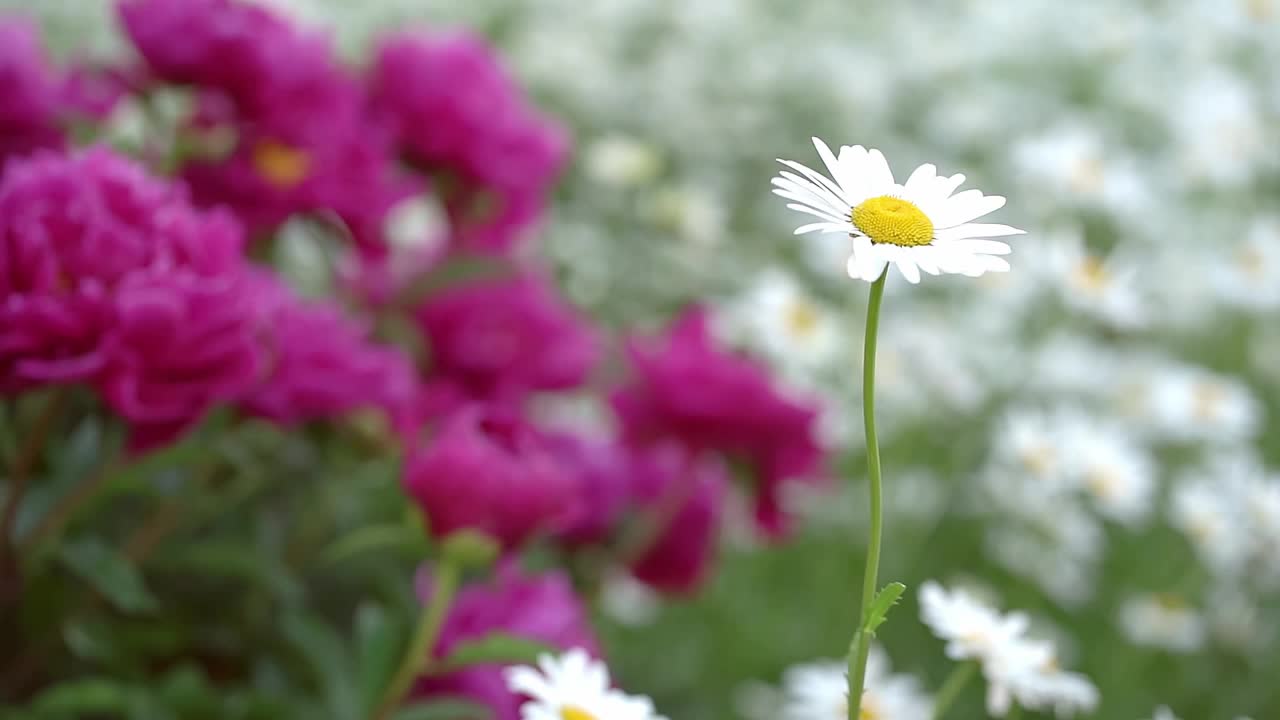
[1, 1, 1278, 719]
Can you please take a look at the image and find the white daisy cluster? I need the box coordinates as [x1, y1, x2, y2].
[777, 647, 931, 720]
[919, 581, 1098, 718]
[505, 649, 666, 720]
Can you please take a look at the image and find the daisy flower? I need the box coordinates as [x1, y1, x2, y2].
[773, 138, 1023, 284]
[919, 581, 1099, 718]
[1118, 593, 1207, 653]
[780, 646, 932, 720]
[505, 649, 665, 720]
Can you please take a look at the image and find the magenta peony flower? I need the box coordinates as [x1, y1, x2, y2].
[628, 445, 728, 595]
[414, 563, 599, 720]
[0, 148, 245, 396]
[0, 148, 243, 294]
[544, 434, 635, 546]
[239, 271, 418, 428]
[403, 407, 576, 548]
[120, 0, 418, 253]
[1, 293, 112, 393]
[415, 273, 598, 402]
[118, 0, 338, 118]
[611, 307, 827, 537]
[97, 270, 260, 450]
[0, 19, 65, 169]
[372, 31, 569, 253]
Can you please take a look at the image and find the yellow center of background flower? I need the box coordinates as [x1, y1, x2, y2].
[253, 140, 311, 188]
[851, 195, 934, 247]
[560, 705, 598, 720]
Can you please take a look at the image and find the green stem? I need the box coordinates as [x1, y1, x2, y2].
[846, 272, 888, 720]
[1006, 704, 1022, 719]
[371, 558, 462, 720]
[931, 662, 978, 720]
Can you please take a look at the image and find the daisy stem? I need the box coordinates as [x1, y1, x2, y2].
[846, 271, 888, 720]
[930, 661, 978, 720]
[372, 557, 461, 720]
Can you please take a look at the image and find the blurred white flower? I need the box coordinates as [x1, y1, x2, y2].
[1170, 70, 1268, 188]
[919, 581, 1098, 717]
[1118, 594, 1207, 653]
[1010, 124, 1150, 215]
[718, 270, 839, 386]
[505, 649, 665, 720]
[645, 184, 728, 245]
[583, 134, 664, 188]
[774, 138, 1022, 284]
[599, 572, 662, 627]
[1060, 417, 1156, 525]
[780, 647, 931, 720]
[1128, 365, 1262, 444]
[1208, 217, 1280, 313]
[1043, 228, 1146, 329]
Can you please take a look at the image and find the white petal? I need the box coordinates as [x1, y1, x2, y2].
[945, 239, 1013, 256]
[772, 186, 847, 218]
[862, 257, 889, 282]
[932, 190, 1007, 228]
[903, 163, 938, 199]
[794, 221, 853, 235]
[913, 250, 942, 275]
[812, 137, 857, 201]
[777, 159, 851, 207]
[773, 172, 849, 217]
[936, 223, 1025, 240]
[896, 258, 921, 284]
[785, 202, 848, 224]
[864, 147, 896, 192]
[836, 145, 872, 201]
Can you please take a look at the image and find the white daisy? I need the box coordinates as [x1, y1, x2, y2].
[920, 581, 1099, 718]
[772, 138, 1023, 284]
[718, 269, 840, 386]
[1118, 594, 1207, 653]
[505, 649, 665, 720]
[1208, 216, 1280, 313]
[919, 581, 1033, 665]
[780, 646, 932, 720]
[1042, 228, 1146, 329]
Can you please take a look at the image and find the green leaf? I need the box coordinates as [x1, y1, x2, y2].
[59, 538, 157, 614]
[318, 524, 428, 567]
[356, 603, 407, 714]
[281, 614, 359, 720]
[31, 678, 135, 715]
[392, 698, 493, 720]
[862, 582, 907, 636]
[437, 633, 557, 671]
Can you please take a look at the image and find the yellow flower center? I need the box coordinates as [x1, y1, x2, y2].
[838, 693, 882, 720]
[1192, 382, 1224, 420]
[253, 140, 311, 188]
[1085, 469, 1119, 499]
[560, 706, 597, 720]
[1074, 256, 1110, 292]
[785, 300, 820, 337]
[851, 195, 934, 247]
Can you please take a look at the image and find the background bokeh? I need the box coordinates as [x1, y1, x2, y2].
[3, 1, 1279, 719]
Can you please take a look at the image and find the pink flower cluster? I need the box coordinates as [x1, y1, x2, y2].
[2, 2, 828, 717]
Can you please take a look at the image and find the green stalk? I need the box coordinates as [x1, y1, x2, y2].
[371, 558, 461, 720]
[930, 661, 978, 720]
[846, 271, 887, 720]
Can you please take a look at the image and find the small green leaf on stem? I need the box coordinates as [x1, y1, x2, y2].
[863, 582, 906, 636]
